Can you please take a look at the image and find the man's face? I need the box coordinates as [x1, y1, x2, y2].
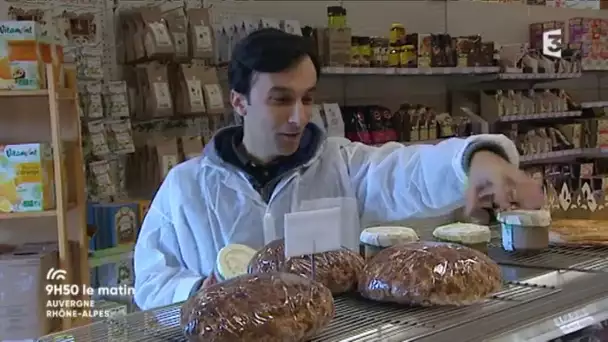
[233, 56, 317, 158]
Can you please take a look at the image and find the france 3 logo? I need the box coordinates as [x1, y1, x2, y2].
[543, 29, 563, 58]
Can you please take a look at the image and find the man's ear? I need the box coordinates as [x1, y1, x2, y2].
[230, 90, 247, 117]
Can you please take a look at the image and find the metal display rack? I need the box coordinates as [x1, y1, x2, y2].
[37, 240, 608, 342]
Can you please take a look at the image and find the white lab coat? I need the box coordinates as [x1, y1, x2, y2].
[134, 132, 519, 310]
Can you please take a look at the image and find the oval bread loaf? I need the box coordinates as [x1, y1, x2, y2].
[358, 242, 502, 306]
[181, 272, 335, 342]
[248, 239, 365, 295]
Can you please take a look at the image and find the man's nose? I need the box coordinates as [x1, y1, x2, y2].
[288, 101, 304, 125]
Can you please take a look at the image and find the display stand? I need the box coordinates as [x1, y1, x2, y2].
[0, 64, 89, 330]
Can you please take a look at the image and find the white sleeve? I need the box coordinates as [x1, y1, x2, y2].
[340, 134, 519, 225]
[133, 173, 203, 310]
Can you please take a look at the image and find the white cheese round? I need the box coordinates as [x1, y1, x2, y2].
[432, 222, 491, 244]
[360, 226, 419, 247]
[497, 209, 551, 227]
[216, 244, 257, 281]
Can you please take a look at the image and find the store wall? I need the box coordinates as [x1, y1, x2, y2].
[3, 1, 608, 243]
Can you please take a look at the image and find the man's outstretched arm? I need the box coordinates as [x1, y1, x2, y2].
[338, 135, 520, 225]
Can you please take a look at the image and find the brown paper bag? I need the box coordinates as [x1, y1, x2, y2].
[164, 8, 189, 61]
[142, 63, 173, 117]
[119, 10, 138, 63]
[180, 136, 203, 161]
[200, 67, 225, 114]
[186, 8, 214, 59]
[139, 7, 174, 59]
[175, 63, 206, 115]
[154, 138, 180, 183]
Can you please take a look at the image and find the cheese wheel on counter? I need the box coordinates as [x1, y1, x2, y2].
[432, 222, 491, 253]
[359, 226, 419, 259]
[215, 244, 257, 281]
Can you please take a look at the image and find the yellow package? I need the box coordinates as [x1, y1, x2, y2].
[0, 21, 52, 90]
[138, 199, 151, 222]
[0, 143, 56, 212]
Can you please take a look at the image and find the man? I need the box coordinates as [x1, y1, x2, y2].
[134, 28, 543, 310]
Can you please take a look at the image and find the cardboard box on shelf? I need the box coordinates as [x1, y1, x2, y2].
[0, 21, 53, 90]
[324, 27, 351, 66]
[17, 240, 86, 297]
[0, 143, 56, 213]
[89, 202, 139, 251]
[96, 254, 134, 289]
[138, 199, 151, 224]
[0, 249, 59, 339]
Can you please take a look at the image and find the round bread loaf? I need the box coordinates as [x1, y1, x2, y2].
[358, 242, 502, 306]
[248, 239, 365, 294]
[181, 272, 335, 342]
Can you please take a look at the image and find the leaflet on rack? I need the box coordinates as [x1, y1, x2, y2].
[284, 207, 342, 258]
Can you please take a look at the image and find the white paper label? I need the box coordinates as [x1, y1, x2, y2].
[554, 309, 594, 335]
[153, 82, 172, 109]
[149, 22, 173, 47]
[501, 223, 514, 251]
[186, 79, 205, 109]
[173, 32, 188, 55]
[299, 197, 359, 252]
[204, 84, 224, 110]
[97, 173, 111, 186]
[322, 103, 345, 137]
[284, 207, 342, 258]
[194, 25, 213, 51]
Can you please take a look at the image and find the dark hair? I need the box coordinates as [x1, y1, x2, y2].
[228, 28, 321, 97]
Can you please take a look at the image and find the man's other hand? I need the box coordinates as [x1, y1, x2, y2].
[465, 151, 544, 215]
[202, 273, 217, 289]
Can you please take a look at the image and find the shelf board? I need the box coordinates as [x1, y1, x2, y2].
[89, 245, 134, 268]
[0, 88, 75, 99]
[322, 66, 500, 75]
[0, 202, 77, 220]
[499, 111, 583, 122]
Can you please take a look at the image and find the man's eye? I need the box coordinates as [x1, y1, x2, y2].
[272, 97, 292, 104]
[302, 97, 314, 104]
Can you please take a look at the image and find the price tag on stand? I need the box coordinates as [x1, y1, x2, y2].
[554, 309, 595, 335]
[284, 207, 342, 279]
[299, 198, 360, 253]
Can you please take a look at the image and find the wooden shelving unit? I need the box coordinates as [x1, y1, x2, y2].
[0, 64, 88, 330]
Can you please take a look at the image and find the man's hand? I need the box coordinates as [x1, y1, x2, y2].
[201, 273, 217, 289]
[465, 151, 544, 215]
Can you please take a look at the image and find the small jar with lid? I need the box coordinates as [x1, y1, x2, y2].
[388, 42, 401, 67]
[358, 36, 372, 67]
[214, 243, 257, 281]
[432, 222, 491, 254]
[359, 226, 419, 259]
[350, 36, 360, 67]
[400, 44, 416, 68]
[380, 38, 390, 67]
[339, 7, 348, 28]
[497, 209, 551, 253]
[389, 23, 406, 45]
[327, 6, 342, 29]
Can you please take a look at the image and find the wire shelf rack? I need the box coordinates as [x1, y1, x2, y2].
[489, 243, 608, 273]
[38, 282, 558, 342]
